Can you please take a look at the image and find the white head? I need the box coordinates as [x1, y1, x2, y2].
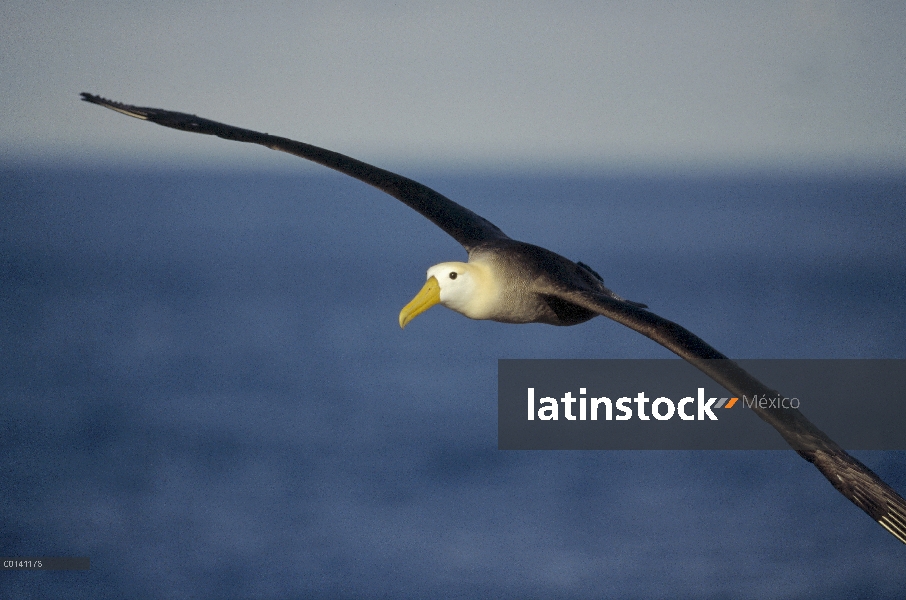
[399, 261, 495, 327]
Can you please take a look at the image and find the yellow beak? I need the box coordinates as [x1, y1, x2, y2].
[399, 276, 441, 329]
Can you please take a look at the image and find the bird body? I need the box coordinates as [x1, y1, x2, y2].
[404, 239, 641, 328]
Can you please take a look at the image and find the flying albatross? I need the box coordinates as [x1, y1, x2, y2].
[81, 92, 906, 544]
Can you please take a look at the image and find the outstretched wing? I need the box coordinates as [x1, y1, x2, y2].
[80, 93, 509, 251]
[554, 287, 906, 544]
[82, 92, 906, 544]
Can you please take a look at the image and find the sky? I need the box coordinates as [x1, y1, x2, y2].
[2, 0, 905, 172]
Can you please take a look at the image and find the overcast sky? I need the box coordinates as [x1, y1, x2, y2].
[2, 1, 905, 171]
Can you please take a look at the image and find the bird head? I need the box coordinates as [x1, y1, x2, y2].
[399, 262, 487, 328]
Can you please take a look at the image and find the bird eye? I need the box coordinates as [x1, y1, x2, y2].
[449, 272, 457, 280]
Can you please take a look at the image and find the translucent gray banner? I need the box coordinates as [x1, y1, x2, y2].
[498, 359, 906, 450]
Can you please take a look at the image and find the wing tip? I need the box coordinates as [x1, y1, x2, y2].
[877, 499, 906, 544]
[80, 93, 150, 120]
[817, 448, 906, 545]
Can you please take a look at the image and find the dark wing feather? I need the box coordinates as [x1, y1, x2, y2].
[554, 287, 906, 544]
[80, 93, 508, 251]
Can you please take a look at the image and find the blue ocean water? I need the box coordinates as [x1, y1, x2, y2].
[2, 168, 905, 598]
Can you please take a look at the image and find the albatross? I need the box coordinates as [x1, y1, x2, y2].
[81, 92, 906, 545]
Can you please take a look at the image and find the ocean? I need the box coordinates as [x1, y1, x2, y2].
[2, 168, 905, 598]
